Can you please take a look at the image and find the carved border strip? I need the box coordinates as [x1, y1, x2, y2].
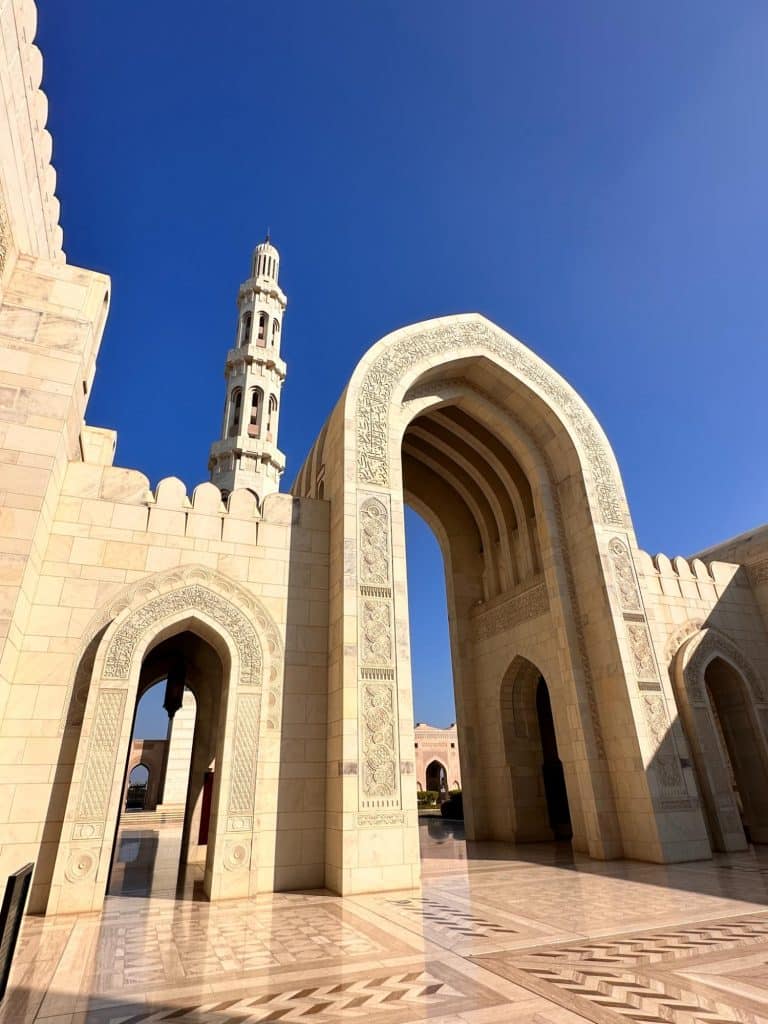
[471, 583, 549, 641]
[355, 318, 624, 525]
[76, 688, 126, 827]
[358, 495, 400, 811]
[104, 584, 262, 686]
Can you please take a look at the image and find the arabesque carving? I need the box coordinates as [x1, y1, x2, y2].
[627, 623, 658, 682]
[361, 600, 392, 664]
[104, 583, 263, 685]
[361, 684, 398, 799]
[359, 498, 390, 585]
[608, 537, 642, 612]
[472, 582, 548, 641]
[355, 318, 624, 525]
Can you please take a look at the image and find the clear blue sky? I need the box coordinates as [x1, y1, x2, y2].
[40, 2, 768, 731]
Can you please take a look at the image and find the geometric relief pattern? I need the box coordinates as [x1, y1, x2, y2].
[477, 912, 768, 1024]
[227, 692, 262, 824]
[104, 584, 263, 686]
[355, 317, 625, 525]
[76, 688, 127, 822]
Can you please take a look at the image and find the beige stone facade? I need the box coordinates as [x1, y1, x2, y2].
[1, 2, 768, 916]
[414, 723, 461, 792]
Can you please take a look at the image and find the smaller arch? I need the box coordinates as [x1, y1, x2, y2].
[239, 311, 252, 347]
[673, 628, 768, 851]
[499, 657, 572, 842]
[248, 388, 263, 437]
[266, 394, 278, 438]
[272, 318, 280, 346]
[425, 759, 448, 795]
[257, 312, 267, 345]
[229, 388, 243, 437]
[125, 763, 150, 810]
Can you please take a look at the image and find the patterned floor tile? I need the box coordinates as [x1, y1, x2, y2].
[5, 823, 768, 1024]
[476, 911, 768, 1024]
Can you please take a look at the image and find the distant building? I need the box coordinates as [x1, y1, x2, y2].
[414, 723, 462, 793]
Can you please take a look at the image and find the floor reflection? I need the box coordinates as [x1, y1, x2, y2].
[107, 825, 205, 900]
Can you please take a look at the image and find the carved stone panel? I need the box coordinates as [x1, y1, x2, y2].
[360, 683, 398, 803]
[76, 688, 127, 825]
[359, 498, 390, 586]
[627, 622, 659, 683]
[608, 537, 642, 613]
[642, 694, 686, 799]
[227, 692, 261, 822]
[471, 582, 548, 641]
[361, 599, 392, 665]
[357, 495, 401, 810]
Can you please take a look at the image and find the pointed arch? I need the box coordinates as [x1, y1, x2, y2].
[673, 627, 768, 851]
[47, 565, 284, 914]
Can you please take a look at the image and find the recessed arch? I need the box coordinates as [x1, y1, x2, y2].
[46, 566, 284, 915]
[673, 628, 768, 850]
[289, 312, 715, 890]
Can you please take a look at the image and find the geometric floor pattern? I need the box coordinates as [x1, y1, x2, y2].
[477, 912, 768, 1023]
[4, 820, 768, 1023]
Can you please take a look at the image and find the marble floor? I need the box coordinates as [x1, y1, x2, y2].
[5, 819, 768, 1023]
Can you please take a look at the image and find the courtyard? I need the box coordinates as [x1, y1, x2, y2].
[4, 820, 768, 1024]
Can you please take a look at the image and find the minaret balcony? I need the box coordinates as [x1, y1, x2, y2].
[238, 277, 287, 306]
[225, 347, 287, 379]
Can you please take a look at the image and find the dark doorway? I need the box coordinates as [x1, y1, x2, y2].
[536, 677, 572, 841]
[125, 764, 149, 811]
[705, 657, 768, 844]
[426, 759, 448, 797]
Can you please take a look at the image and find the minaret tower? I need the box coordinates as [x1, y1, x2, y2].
[208, 236, 287, 502]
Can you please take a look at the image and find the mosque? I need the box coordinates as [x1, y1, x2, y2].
[1, 1, 768, 919]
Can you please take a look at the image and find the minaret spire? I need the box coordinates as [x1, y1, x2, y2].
[208, 237, 287, 503]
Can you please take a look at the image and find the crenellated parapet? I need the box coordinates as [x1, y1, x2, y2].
[634, 551, 740, 602]
[0, 1, 65, 275]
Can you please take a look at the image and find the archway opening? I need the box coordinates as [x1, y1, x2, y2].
[425, 759, 448, 797]
[705, 657, 768, 845]
[126, 763, 150, 811]
[499, 657, 572, 843]
[536, 678, 572, 840]
[405, 506, 464, 832]
[108, 629, 223, 900]
[400, 375, 579, 852]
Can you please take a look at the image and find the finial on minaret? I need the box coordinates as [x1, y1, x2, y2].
[208, 237, 288, 504]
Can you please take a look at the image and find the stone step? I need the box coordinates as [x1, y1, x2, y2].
[121, 808, 185, 827]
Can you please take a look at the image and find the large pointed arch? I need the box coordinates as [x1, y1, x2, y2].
[296, 313, 710, 893]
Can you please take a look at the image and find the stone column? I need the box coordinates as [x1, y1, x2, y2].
[157, 689, 195, 808]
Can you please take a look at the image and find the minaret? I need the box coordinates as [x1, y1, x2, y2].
[208, 236, 287, 502]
